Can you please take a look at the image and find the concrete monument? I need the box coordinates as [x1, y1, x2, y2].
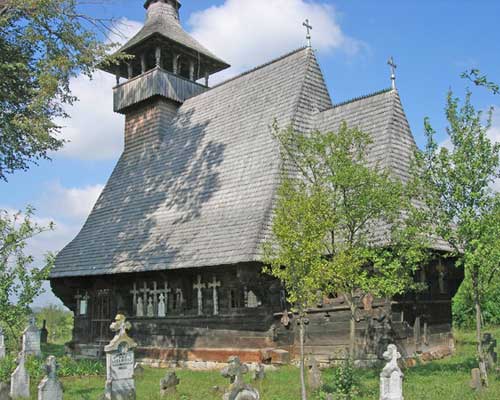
[380, 344, 403, 400]
[22, 316, 41, 357]
[10, 352, 30, 399]
[104, 314, 137, 400]
[38, 355, 63, 400]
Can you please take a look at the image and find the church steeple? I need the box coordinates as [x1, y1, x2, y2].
[100, 0, 229, 114]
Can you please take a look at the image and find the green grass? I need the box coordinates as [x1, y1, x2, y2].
[15, 328, 500, 399]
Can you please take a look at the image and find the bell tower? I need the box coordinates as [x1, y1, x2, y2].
[100, 0, 230, 115]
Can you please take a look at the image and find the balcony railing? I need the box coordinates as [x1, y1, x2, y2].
[113, 67, 208, 113]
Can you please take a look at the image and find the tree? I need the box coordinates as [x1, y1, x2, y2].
[0, 207, 54, 349]
[35, 304, 74, 344]
[0, 0, 122, 180]
[263, 123, 424, 398]
[413, 90, 500, 386]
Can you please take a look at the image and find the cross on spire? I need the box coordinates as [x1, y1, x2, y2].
[388, 56, 397, 90]
[303, 19, 313, 47]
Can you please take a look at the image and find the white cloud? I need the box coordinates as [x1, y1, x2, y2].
[188, 0, 361, 81]
[56, 18, 142, 161]
[38, 182, 104, 221]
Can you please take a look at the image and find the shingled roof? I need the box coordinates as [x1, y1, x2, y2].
[51, 47, 333, 278]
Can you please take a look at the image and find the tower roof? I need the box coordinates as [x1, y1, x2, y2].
[118, 0, 229, 75]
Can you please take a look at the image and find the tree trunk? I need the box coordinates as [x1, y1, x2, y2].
[299, 315, 308, 400]
[472, 267, 488, 387]
[346, 293, 357, 359]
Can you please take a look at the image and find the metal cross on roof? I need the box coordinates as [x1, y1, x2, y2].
[303, 19, 313, 47]
[388, 56, 397, 90]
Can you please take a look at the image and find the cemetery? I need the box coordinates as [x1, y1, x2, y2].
[0, 316, 499, 399]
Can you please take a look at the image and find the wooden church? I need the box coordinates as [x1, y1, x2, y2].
[50, 0, 463, 364]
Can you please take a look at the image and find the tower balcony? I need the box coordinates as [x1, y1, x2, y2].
[113, 67, 209, 114]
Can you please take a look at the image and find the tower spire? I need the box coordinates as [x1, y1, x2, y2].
[387, 56, 397, 90]
[303, 19, 313, 48]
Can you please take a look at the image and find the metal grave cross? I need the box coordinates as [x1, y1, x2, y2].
[208, 276, 222, 316]
[193, 275, 206, 316]
[388, 56, 397, 90]
[303, 19, 313, 47]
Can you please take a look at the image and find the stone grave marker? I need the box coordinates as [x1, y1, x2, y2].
[160, 371, 180, 397]
[379, 344, 403, 400]
[0, 327, 5, 359]
[482, 333, 497, 371]
[307, 356, 322, 391]
[133, 363, 144, 378]
[10, 352, 30, 399]
[470, 368, 482, 391]
[22, 315, 41, 357]
[40, 320, 48, 345]
[221, 356, 260, 400]
[0, 381, 10, 399]
[38, 355, 63, 400]
[104, 314, 137, 400]
[251, 363, 265, 381]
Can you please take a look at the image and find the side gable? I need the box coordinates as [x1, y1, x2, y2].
[314, 89, 416, 182]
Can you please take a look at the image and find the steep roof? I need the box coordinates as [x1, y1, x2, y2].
[51, 47, 332, 278]
[314, 88, 416, 182]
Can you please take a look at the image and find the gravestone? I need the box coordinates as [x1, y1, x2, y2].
[133, 363, 144, 378]
[22, 316, 41, 357]
[0, 327, 5, 359]
[0, 382, 10, 399]
[221, 356, 260, 400]
[38, 355, 63, 400]
[482, 333, 497, 371]
[104, 314, 137, 400]
[379, 344, 403, 400]
[470, 368, 481, 391]
[40, 320, 48, 345]
[307, 357, 322, 391]
[10, 352, 30, 399]
[160, 371, 180, 397]
[251, 364, 265, 382]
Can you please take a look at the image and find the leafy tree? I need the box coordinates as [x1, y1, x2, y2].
[0, 207, 54, 350]
[0, 0, 122, 180]
[263, 123, 425, 399]
[35, 304, 74, 344]
[413, 90, 500, 386]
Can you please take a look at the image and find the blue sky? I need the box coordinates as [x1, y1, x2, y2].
[1, 0, 499, 306]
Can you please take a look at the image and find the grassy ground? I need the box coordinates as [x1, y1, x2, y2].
[23, 327, 500, 399]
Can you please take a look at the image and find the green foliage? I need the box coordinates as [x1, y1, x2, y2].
[35, 305, 74, 344]
[320, 359, 359, 400]
[413, 87, 500, 380]
[461, 69, 499, 95]
[0, 347, 104, 384]
[453, 271, 500, 328]
[0, 207, 54, 349]
[0, 0, 125, 180]
[264, 122, 426, 360]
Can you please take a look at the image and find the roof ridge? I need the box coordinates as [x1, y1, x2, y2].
[331, 87, 394, 109]
[211, 47, 309, 89]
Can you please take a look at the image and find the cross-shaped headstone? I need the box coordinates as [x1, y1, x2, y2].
[130, 283, 140, 315]
[193, 275, 206, 316]
[208, 276, 221, 315]
[150, 281, 164, 316]
[388, 56, 397, 90]
[139, 282, 149, 316]
[221, 356, 248, 386]
[303, 19, 313, 47]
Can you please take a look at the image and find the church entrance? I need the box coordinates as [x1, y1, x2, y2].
[90, 288, 113, 343]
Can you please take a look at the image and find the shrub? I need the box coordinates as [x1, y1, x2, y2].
[319, 359, 359, 400]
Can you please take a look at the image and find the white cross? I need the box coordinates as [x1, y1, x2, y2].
[208, 276, 221, 315]
[163, 282, 171, 315]
[130, 283, 140, 315]
[193, 275, 206, 316]
[303, 19, 313, 47]
[139, 282, 149, 316]
[388, 56, 397, 90]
